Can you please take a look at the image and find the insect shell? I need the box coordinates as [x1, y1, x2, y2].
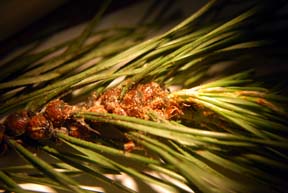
[3, 110, 54, 140]
[44, 99, 74, 126]
[26, 114, 53, 140]
[4, 111, 30, 136]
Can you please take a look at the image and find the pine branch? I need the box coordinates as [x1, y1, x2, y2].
[0, 1, 287, 193]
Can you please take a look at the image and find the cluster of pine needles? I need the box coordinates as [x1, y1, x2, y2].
[0, 0, 288, 192]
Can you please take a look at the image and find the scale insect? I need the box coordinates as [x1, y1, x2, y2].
[0, 82, 184, 154]
[0, 99, 76, 154]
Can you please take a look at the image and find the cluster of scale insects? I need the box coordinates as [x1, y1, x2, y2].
[0, 82, 183, 154]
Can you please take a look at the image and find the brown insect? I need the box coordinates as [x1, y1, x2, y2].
[4, 111, 30, 136]
[96, 82, 183, 120]
[44, 99, 74, 126]
[27, 114, 53, 140]
[1, 82, 184, 153]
